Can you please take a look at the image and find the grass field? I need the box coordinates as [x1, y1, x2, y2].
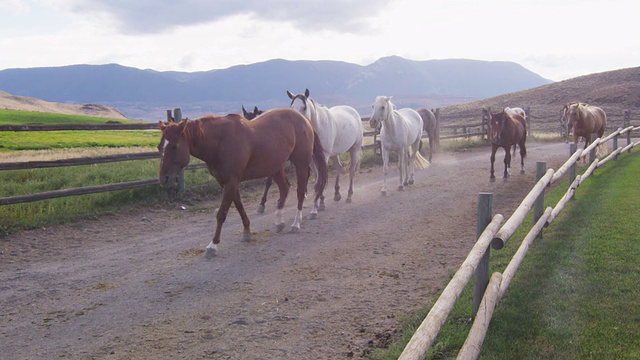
[370, 150, 640, 359]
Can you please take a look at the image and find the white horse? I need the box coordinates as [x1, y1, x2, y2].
[369, 96, 430, 196]
[287, 88, 364, 218]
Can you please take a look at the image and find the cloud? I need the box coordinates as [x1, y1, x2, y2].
[68, 0, 387, 35]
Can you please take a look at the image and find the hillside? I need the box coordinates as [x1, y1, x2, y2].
[0, 90, 127, 119]
[439, 66, 640, 128]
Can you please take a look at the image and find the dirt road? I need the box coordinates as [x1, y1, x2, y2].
[0, 141, 571, 359]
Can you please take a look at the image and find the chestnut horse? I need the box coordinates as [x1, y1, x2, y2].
[159, 108, 328, 257]
[489, 110, 527, 182]
[565, 102, 607, 162]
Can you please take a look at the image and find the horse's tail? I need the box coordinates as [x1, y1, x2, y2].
[311, 132, 328, 201]
[413, 144, 430, 169]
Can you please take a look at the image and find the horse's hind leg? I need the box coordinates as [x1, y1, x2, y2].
[232, 189, 252, 242]
[257, 176, 272, 214]
[331, 155, 342, 202]
[291, 163, 309, 232]
[490, 146, 497, 182]
[398, 150, 407, 191]
[272, 169, 289, 232]
[381, 148, 390, 196]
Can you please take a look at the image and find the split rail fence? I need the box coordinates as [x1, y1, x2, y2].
[398, 125, 640, 359]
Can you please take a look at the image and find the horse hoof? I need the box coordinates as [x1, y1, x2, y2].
[290, 226, 300, 233]
[319, 204, 326, 211]
[276, 223, 285, 233]
[346, 198, 352, 204]
[520, 170, 525, 174]
[408, 180, 414, 185]
[310, 212, 318, 220]
[490, 177, 496, 183]
[397, 185, 404, 191]
[381, 190, 387, 196]
[403, 182, 408, 187]
[241, 233, 252, 242]
[204, 246, 218, 258]
[256, 205, 265, 214]
[334, 194, 341, 202]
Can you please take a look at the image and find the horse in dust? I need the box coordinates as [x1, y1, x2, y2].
[369, 96, 430, 195]
[287, 88, 363, 218]
[158, 108, 328, 257]
[489, 110, 527, 182]
[504, 107, 527, 155]
[565, 102, 607, 163]
[416, 108, 437, 162]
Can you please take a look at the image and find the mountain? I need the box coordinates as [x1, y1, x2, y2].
[0, 57, 552, 120]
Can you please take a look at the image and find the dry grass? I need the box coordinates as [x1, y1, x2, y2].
[0, 146, 157, 163]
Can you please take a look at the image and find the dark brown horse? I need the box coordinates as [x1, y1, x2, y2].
[489, 110, 527, 182]
[565, 102, 607, 162]
[416, 108, 437, 162]
[159, 108, 328, 257]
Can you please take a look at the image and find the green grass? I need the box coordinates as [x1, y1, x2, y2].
[369, 151, 640, 359]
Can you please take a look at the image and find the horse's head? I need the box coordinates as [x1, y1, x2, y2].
[242, 105, 264, 120]
[287, 88, 314, 120]
[158, 120, 192, 188]
[369, 96, 393, 130]
[489, 111, 508, 145]
[566, 103, 586, 129]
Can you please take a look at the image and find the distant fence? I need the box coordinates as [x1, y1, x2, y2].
[398, 124, 640, 359]
[1, 107, 636, 206]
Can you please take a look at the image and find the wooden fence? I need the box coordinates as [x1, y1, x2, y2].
[398, 125, 640, 359]
[0, 108, 635, 207]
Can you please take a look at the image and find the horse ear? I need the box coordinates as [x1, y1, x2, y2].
[159, 121, 167, 131]
[304, 89, 310, 97]
[254, 106, 259, 113]
[178, 119, 188, 132]
[287, 90, 294, 99]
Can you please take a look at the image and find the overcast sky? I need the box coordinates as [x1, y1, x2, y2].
[1, 0, 638, 81]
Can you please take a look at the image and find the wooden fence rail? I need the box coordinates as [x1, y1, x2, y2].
[0, 108, 635, 206]
[399, 125, 640, 359]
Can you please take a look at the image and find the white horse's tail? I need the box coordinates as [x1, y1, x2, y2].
[596, 143, 609, 158]
[414, 151, 430, 169]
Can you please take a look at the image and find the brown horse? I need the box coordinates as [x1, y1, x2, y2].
[416, 108, 437, 162]
[565, 102, 607, 162]
[489, 110, 527, 182]
[158, 108, 328, 257]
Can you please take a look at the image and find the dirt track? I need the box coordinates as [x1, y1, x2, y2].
[0, 141, 570, 359]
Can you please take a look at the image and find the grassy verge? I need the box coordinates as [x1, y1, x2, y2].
[370, 151, 640, 359]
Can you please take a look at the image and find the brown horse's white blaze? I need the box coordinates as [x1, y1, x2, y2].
[565, 102, 607, 163]
[489, 110, 527, 182]
[158, 108, 328, 257]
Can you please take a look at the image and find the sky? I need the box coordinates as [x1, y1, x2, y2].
[0, 0, 638, 82]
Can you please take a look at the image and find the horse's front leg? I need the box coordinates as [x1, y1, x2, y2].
[490, 146, 497, 182]
[205, 182, 239, 258]
[331, 155, 342, 202]
[381, 148, 390, 196]
[272, 169, 289, 230]
[503, 147, 512, 180]
[519, 143, 526, 173]
[398, 149, 407, 191]
[346, 147, 360, 203]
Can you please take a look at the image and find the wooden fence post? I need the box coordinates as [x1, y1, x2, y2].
[534, 162, 546, 238]
[474, 192, 493, 314]
[589, 134, 596, 163]
[434, 108, 441, 149]
[625, 110, 631, 152]
[172, 108, 185, 194]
